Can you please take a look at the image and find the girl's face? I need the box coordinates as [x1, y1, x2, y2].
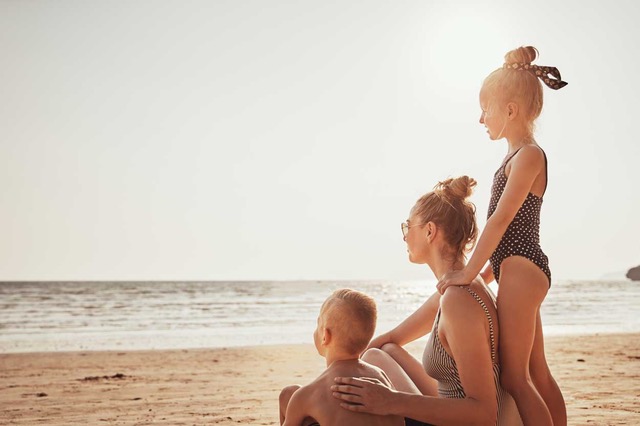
[479, 89, 507, 141]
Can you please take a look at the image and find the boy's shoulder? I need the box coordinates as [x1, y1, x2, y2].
[295, 361, 394, 402]
[325, 359, 393, 386]
[293, 367, 335, 398]
[305, 359, 390, 390]
[290, 360, 404, 426]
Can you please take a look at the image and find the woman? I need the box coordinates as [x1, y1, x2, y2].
[332, 176, 521, 425]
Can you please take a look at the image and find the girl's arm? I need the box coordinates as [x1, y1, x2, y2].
[368, 291, 440, 349]
[333, 287, 498, 425]
[437, 146, 545, 293]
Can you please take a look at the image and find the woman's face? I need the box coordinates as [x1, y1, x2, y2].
[479, 89, 507, 141]
[404, 215, 428, 264]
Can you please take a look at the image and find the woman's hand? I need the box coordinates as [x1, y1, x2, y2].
[366, 333, 391, 351]
[436, 269, 474, 295]
[331, 377, 396, 415]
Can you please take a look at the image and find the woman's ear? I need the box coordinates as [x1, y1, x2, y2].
[425, 221, 437, 242]
[507, 102, 519, 120]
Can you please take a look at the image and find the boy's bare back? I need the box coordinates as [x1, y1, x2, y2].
[284, 359, 404, 426]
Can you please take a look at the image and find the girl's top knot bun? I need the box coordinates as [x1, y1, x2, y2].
[504, 46, 539, 65]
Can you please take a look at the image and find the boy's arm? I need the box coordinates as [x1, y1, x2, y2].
[282, 387, 310, 426]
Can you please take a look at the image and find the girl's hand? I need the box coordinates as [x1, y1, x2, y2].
[331, 377, 395, 415]
[436, 269, 474, 294]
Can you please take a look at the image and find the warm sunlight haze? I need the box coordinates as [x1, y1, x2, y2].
[1, 0, 639, 281]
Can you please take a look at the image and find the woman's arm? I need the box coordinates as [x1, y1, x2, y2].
[334, 288, 498, 425]
[480, 265, 494, 284]
[368, 291, 440, 349]
[437, 146, 545, 293]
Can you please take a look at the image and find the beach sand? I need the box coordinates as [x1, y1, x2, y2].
[1, 333, 638, 425]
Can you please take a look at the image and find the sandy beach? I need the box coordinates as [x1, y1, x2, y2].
[1, 333, 638, 425]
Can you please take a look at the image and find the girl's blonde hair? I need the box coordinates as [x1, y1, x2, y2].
[482, 46, 544, 134]
[411, 176, 478, 261]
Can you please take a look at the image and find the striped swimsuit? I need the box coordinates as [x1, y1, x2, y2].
[422, 287, 507, 425]
[488, 147, 551, 286]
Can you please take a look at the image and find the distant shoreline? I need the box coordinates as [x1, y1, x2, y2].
[2, 279, 640, 354]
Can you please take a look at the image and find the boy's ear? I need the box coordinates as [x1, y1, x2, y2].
[322, 327, 332, 346]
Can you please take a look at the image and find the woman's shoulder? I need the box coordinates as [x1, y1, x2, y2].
[440, 286, 479, 314]
[440, 286, 493, 323]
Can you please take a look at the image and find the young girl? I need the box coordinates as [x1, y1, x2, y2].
[436, 46, 568, 425]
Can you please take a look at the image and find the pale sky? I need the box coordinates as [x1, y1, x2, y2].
[1, 0, 639, 281]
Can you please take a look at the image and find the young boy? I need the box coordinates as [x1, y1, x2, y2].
[278, 288, 404, 426]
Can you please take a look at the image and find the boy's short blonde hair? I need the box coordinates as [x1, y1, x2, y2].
[321, 288, 377, 356]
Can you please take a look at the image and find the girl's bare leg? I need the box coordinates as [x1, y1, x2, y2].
[498, 257, 553, 426]
[530, 309, 567, 426]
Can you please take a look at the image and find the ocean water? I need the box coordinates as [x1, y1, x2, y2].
[0, 280, 639, 353]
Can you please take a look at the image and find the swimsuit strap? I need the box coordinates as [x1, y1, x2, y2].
[463, 287, 496, 362]
[433, 306, 442, 326]
[501, 148, 523, 169]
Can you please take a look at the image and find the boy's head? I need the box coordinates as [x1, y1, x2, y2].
[314, 288, 377, 358]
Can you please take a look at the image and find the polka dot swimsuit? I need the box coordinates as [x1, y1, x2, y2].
[488, 148, 551, 286]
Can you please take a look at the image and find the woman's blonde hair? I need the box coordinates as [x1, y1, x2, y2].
[411, 176, 478, 261]
[482, 46, 544, 134]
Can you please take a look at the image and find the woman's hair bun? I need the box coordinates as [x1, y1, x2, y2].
[504, 46, 539, 65]
[434, 176, 477, 203]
